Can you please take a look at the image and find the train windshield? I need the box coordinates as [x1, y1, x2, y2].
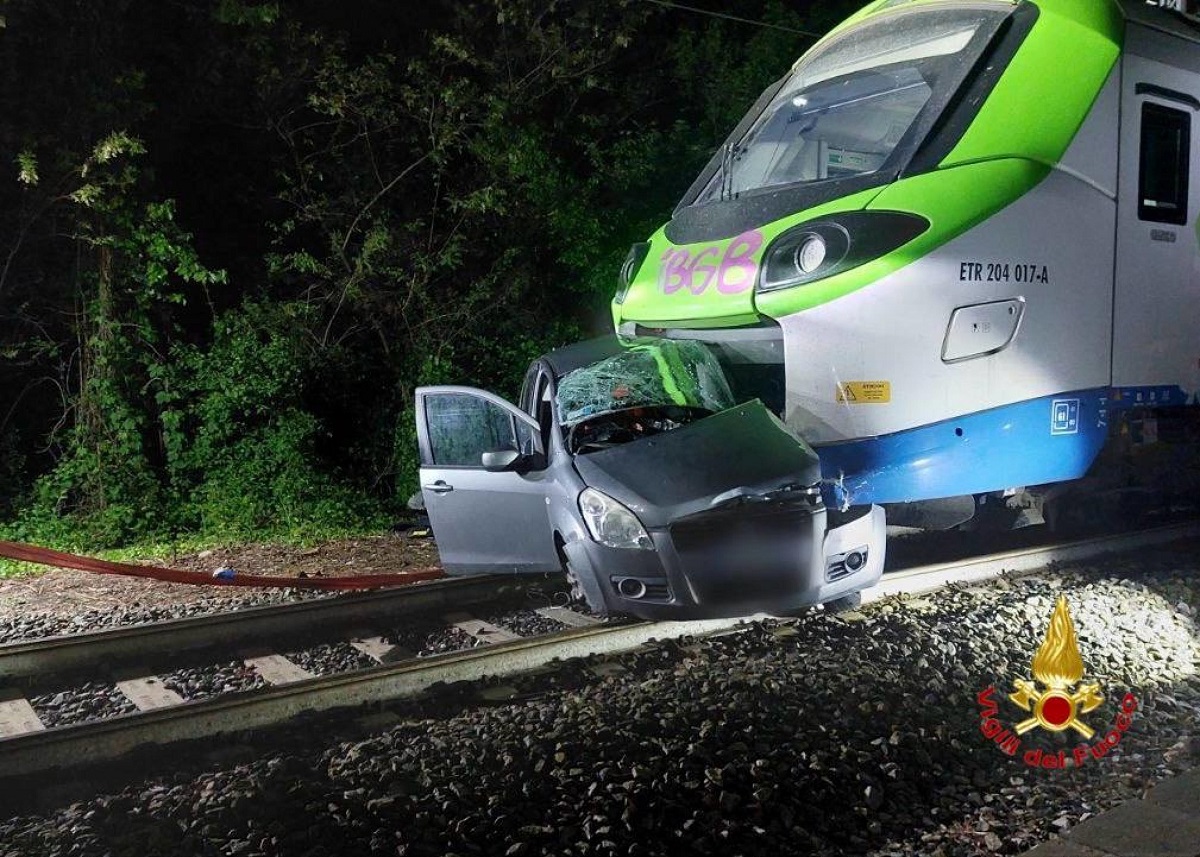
[697, 7, 1007, 202]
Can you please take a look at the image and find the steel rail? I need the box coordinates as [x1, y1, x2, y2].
[864, 520, 1200, 601]
[1, 521, 1197, 784]
[0, 575, 542, 687]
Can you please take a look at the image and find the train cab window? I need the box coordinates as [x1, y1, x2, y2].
[694, 6, 1007, 202]
[1139, 103, 1190, 225]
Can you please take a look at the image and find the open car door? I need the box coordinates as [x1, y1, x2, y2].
[415, 386, 560, 575]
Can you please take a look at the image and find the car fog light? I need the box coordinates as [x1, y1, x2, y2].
[617, 578, 648, 599]
[844, 549, 866, 571]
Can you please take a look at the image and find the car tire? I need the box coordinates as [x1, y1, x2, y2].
[823, 591, 862, 614]
[561, 552, 611, 617]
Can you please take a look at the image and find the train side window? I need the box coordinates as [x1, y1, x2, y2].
[1138, 102, 1190, 225]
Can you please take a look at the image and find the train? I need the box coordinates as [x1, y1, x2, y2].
[418, 0, 1200, 619]
[612, 0, 1200, 535]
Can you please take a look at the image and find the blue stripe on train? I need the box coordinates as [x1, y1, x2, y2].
[814, 388, 1112, 507]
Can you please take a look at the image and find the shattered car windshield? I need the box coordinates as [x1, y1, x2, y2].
[556, 340, 735, 453]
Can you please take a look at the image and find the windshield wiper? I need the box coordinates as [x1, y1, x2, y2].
[719, 142, 741, 201]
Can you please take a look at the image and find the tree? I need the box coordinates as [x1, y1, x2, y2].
[0, 0, 855, 545]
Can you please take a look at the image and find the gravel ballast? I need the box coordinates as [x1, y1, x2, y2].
[385, 624, 482, 658]
[1, 547, 1199, 856]
[0, 590, 333, 646]
[480, 608, 571, 638]
[27, 683, 138, 729]
[282, 642, 376, 676]
[161, 661, 267, 701]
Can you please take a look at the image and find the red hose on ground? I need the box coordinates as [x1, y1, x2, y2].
[0, 540, 446, 590]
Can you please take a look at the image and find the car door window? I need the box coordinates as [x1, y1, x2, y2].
[425, 393, 533, 467]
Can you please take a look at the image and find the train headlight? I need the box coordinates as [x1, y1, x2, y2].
[614, 242, 650, 305]
[579, 488, 653, 550]
[758, 211, 929, 292]
[797, 235, 827, 274]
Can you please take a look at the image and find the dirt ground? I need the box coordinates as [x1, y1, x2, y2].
[0, 531, 443, 623]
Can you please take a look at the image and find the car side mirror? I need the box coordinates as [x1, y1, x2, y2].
[481, 449, 522, 472]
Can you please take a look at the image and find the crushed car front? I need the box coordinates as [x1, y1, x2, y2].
[551, 338, 859, 619]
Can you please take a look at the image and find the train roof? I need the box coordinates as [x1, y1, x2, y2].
[846, 1, 1200, 46]
[1117, 0, 1200, 45]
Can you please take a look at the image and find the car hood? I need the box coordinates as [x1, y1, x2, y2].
[570, 400, 822, 528]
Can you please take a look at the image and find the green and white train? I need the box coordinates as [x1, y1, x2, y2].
[612, 0, 1200, 530]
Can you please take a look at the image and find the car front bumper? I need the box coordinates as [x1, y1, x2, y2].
[564, 503, 886, 620]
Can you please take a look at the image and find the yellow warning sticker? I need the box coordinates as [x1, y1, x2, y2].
[836, 381, 891, 404]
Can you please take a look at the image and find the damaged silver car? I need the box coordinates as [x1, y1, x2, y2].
[414, 336, 884, 619]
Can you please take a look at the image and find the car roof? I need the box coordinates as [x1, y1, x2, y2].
[541, 336, 626, 378]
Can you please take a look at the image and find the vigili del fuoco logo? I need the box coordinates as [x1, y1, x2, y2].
[976, 596, 1139, 769]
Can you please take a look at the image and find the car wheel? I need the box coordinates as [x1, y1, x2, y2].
[823, 591, 862, 614]
[559, 547, 610, 617]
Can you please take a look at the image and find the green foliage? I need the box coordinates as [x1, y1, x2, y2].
[214, 0, 279, 27]
[0, 427, 26, 520]
[188, 409, 380, 537]
[165, 300, 384, 538]
[15, 150, 38, 186]
[24, 140, 228, 545]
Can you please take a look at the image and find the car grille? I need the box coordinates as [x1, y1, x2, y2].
[668, 501, 815, 604]
[643, 580, 672, 600]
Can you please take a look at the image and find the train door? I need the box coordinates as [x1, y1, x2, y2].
[1112, 43, 1200, 399]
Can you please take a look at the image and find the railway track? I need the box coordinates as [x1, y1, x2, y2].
[0, 521, 1197, 797]
[0, 574, 557, 688]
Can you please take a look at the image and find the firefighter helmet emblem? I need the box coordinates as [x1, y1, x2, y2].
[1009, 596, 1104, 738]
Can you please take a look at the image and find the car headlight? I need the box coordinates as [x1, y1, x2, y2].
[579, 488, 653, 550]
[758, 211, 929, 292]
[614, 242, 650, 305]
